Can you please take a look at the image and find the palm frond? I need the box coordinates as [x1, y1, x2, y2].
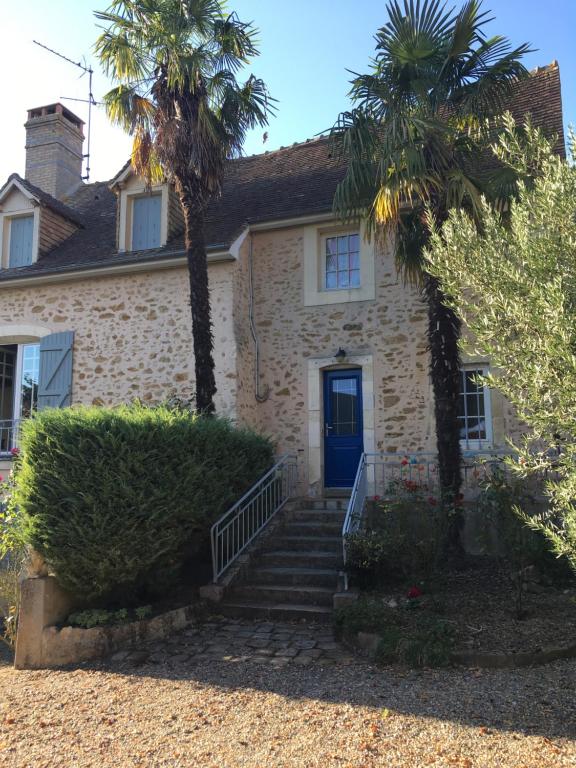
[95, 0, 274, 197]
[330, 0, 530, 285]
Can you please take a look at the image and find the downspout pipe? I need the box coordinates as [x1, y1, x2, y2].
[248, 233, 270, 403]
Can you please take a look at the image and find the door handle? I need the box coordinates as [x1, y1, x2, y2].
[325, 424, 333, 437]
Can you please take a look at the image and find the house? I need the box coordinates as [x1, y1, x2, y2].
[0, 64, 565, 496]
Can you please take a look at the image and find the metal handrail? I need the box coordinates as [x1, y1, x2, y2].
[210, 454, 298, 583]
[0, 419, 21, 455]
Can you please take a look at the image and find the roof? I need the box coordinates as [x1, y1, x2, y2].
[0, 174, 84, 228]
[0, 62, 564, 284]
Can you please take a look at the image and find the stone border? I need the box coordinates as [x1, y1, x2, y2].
[15, 576, 198, 670]
[346, 630, 576, 669]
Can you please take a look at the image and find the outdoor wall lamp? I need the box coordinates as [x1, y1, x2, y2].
[335, 347, 347, 364]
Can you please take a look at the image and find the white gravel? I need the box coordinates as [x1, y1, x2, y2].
[0, 632, 574, 767]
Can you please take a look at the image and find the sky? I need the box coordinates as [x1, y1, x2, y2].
[1, 0, 574, 185]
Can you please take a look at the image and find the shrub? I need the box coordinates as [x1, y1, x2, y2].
[13, 404, 274, 603]
[476, 469, 571, 617]
[426, 118, 576, 574]
[345, 483, 449, 587]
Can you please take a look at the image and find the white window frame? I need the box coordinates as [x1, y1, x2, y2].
[459, 364, 493, 449]
[303, 222, 376, 307]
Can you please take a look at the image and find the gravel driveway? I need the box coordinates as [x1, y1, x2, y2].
[0, 617, 574, 767]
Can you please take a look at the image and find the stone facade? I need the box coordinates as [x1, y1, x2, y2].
[0, 214, 524, 494]
[0, 263, 238, 416]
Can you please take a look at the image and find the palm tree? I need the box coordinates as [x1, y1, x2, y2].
[95, 0, 274, 414]
[330, 0, 529, 547]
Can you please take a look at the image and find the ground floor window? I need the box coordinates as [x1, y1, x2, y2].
[0, 342, 40, 452]
[458, 366, 492, 448]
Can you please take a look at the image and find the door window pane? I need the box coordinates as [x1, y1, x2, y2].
[331, 377, 358, 436]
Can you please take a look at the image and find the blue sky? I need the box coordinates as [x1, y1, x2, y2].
[1, 0, 574, 183]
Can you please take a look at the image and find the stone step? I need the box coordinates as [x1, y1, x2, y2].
[258, 549, 343, 569]
[249, 566, 339, 588]
[283, 520, 343, 537]
[301, 498, 349, 511]
[231, 584, 335, 607]
[270, 535, 342, 553]
[218, 600, 334, 624]
[291, 508, 346, 524]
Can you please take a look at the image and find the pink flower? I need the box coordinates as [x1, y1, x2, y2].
[10, 447, 20, 456]
[407, 586, 423, 599]
[0, 475, 3, 483]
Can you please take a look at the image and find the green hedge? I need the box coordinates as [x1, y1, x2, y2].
[14, 404, 274, 602]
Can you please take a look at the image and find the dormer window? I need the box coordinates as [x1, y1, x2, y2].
[131, 194, 162, 251]
[8, 215, 34, 267]
[112, 168, 173, 253]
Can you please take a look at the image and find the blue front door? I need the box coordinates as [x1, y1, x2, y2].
[324, 369, 363, 488]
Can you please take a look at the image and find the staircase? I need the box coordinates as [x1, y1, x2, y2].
[218, 498, 347, 623]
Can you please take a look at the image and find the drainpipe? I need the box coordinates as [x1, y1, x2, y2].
[248, 234, 270, 403]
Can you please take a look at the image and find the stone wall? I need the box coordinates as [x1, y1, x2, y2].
[0, 263, 238, 415]
[239, 225, 434, 493]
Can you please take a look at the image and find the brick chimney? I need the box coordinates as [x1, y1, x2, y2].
[25, 103, 85, 199]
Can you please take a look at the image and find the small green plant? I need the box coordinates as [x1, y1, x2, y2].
[135, 605, 152, 621]
[67, 604, 152, 628]
[376, 618, 455, 668]
[0, 458, 26, 648]
[335, 597, 455, 668]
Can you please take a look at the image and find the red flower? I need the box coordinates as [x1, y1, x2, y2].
[10, 447, 20, 456]
[407, 586, 423, 599]
[401, 457, 409, 466]
[373, 495, 381, 501]
[427, 496, 437, 506]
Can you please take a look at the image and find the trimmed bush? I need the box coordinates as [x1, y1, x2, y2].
[13, 404, 274, 602]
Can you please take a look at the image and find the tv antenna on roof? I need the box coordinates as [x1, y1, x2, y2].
[33, 40, 100, 182]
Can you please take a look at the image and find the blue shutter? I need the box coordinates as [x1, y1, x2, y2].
[132, 195, 161, 250]
[38, 332, 74, 410]
[9, 215, 34, 267]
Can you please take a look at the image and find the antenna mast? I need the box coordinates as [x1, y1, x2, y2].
[33, 40, 98, 182]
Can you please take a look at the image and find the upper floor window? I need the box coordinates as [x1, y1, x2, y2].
[131, 194, 162, 251]
[458, 366, 492, 446]
[8, 215, 34, 268]
[325, 233, 360, 290]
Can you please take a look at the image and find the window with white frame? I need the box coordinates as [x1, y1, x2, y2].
[458, 366, 492, 446]
[324, 232, 360, 290]
[131, 194, 162, 251]
[8, 215, 34, 268]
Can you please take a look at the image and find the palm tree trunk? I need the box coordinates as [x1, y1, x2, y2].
[424, 272, 463, 553]
[177, 183, 216, 415]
